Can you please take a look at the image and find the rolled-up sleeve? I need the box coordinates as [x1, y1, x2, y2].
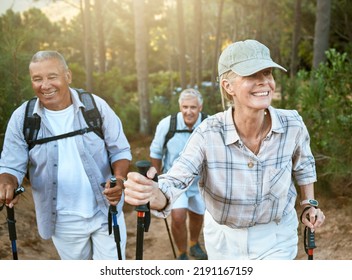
[0, 103, 29, 184]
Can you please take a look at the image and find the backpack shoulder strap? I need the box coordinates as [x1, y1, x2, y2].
[24, 89, 104, 151]
[23, 97, 41, 150]
[163, 112, 208, 150]
[201, 111, 208, 121]
[75, 88, 104, 139]
[163, 113, 177, 150]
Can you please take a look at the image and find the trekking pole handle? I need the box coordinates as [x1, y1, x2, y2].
[307, 228, 316, 249]
[100, 177, 120, 211]
[135, 160, 158, 212]
[110, 176, 117, 188]
[0, 185, 24, 211]
[302, 208, 317, 260]
[306, 227, 316, 260]
[110, 176, 117, 210]
[14, 185, 25, 197]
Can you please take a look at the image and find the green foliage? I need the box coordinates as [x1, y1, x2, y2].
[295, 49, 352, 194]
[148, 71, 178, 131]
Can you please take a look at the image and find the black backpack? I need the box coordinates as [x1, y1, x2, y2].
[23, 88, 103, 151]
[163, 112, 208, 150]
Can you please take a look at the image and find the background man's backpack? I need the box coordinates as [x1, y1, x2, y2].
[23, 88, 103, 151]
[162, 112, 207, 150]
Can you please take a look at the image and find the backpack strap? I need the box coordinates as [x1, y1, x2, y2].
[162, 112, 208, 150]
[32, 127, 97, 145]
[23, 98, 41, 151]
[200, 112, 208, 122]
[75, 88, 104, 139]
[163, 113, 177, 150]
[23, 89, 104, 150]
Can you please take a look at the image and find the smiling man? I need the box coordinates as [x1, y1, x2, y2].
[0, 51, 132, 260]
[149, 88, 208, 260]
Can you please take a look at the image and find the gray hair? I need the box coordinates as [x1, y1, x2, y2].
[30, 51, 68, 70]
[178, 88, 203, 106]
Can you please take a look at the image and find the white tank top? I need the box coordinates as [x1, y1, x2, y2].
[44, 105, 98, 217]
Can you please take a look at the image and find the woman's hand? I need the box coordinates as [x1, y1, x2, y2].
[300, 206, 325, 232]
[124, 167, 167, 210]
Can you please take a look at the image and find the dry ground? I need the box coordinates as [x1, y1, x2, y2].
[1, 136, 351, 260]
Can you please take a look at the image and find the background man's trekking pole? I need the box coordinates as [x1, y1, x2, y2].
[0, 185, 25, 260]
[164, 215, 177, 259]
[108, 176, 123, 260]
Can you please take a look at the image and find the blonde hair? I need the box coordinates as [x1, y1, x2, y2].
[219, 70, 237, 109]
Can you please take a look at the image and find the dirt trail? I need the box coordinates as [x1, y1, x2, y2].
[1, 137, 351, 260]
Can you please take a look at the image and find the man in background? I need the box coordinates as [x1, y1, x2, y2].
[150, 88, 207, 260]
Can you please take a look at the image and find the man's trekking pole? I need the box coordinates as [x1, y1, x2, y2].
[164, 218, 177, 259]
[2, 185, 25, 260]
[135, 160, 157, 260]
[304, 226, 316, 260]
[108, 176, 123, 260]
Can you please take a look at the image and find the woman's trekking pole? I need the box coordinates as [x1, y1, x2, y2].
[135, 160, 176, 259]
[304, 226, 316, 260]
[135, 160, 156, 260]
[108, 176, 123, 260]
[4, 185, 25, 260]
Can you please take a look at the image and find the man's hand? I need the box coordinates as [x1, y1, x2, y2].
[102, 177, 124, 206]
[0, 173, 19, 208]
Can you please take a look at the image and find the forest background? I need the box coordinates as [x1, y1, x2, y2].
[0, 0, 351, 260]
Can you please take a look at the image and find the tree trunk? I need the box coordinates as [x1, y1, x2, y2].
[177, 0, 187, 90]
[83, 0, 94, 91]
[211, 0, 224, 90]
[190, 2, 196, 88]
[94, 0, 106, 74]
[190, 0, 202, 88]
[256, 0, 265, 42]
[290, 0, 302, 77]
[133, 0, 151, 135]
[195, 0, 202, 88]
[312, 0, 331, 69]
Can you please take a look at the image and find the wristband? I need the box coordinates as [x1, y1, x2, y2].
[300, 199, 318, 207]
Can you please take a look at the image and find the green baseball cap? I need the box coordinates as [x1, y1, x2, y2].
[218, 39, 287, 77]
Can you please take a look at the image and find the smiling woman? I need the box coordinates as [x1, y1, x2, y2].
[123, 39, 325, 260]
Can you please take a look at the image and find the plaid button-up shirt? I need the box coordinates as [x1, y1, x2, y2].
[154, 106, 316, 228]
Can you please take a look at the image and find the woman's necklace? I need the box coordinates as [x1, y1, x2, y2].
[235, 110, 267, 168]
